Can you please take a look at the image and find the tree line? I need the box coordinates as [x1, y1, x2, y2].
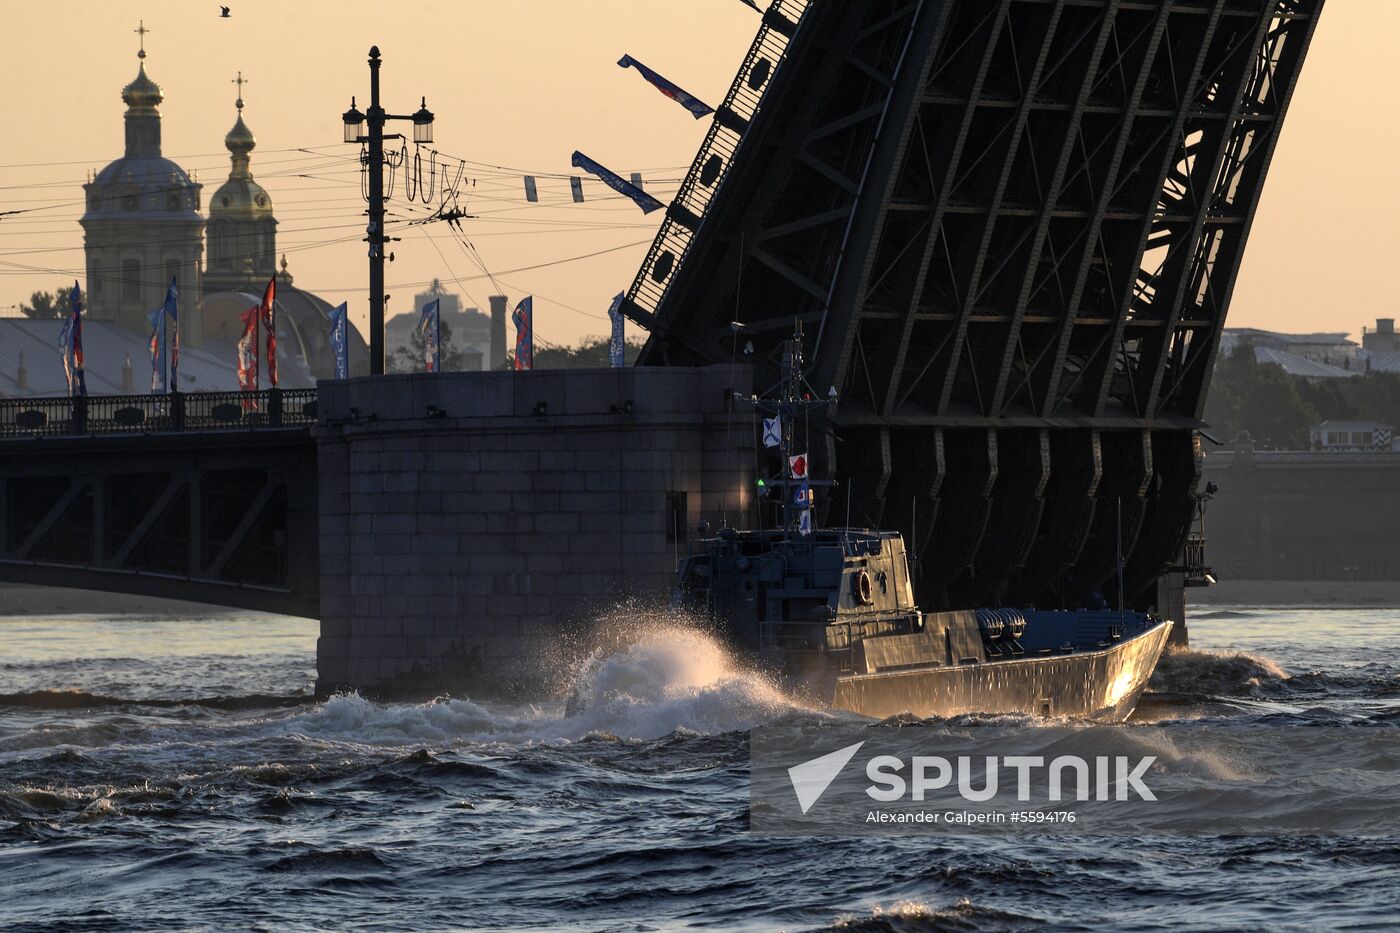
[1204, 343, 1400, 448]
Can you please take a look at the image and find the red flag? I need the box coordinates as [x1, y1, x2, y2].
[258, 277, 277, 387]
[237, 306, 259, 410]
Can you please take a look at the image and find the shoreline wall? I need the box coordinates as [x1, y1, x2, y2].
[1202, 438, 1400, 582]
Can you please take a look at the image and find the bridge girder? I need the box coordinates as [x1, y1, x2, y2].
[0, 431, 319, 617]
[628, 0, 1321, 610]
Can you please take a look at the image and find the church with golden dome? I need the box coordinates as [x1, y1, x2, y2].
[62, 37, 369, 393]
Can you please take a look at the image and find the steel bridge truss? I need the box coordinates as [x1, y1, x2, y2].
[630, 0, 1321, 611]
[0, 431, 319, 616]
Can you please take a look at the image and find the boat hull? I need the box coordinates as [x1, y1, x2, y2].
[829, 621, 1173, 722]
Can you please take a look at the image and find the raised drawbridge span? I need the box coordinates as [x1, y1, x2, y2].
[621, 0, 1322, 611]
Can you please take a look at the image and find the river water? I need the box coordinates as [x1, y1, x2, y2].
[1, 606, 1397, 931]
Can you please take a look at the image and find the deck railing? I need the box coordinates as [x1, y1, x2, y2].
[0, 389, 318, 439]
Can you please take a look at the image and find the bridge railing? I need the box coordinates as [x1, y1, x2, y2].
[0, 389, 318, 439]
[623, 0, 813, 324]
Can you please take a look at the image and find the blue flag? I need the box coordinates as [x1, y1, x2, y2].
[792, 478, 811, 510]
[418, 298, 441, 373]
[68, 282, 86, 398]
[763, 416, 782, 448]
[329, 302, 349, 380]
[571, 151, 664, 214]
[607, 292, 626, 368]
[162, 278, 179, 392]
[58, 316, 74, 396]
[617, 55, 714, 120]
[512, 297, 533, 371]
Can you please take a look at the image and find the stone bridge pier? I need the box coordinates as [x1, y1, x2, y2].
[313, 366, 755, 695]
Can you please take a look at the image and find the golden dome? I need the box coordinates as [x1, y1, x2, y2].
[121, 62, 163, 111]
[225, 112, 256, 153]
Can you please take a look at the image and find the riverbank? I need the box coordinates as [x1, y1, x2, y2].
[1187, 579, 1400, 609]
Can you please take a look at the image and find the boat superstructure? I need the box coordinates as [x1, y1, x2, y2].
[673, 322, 1172, 721]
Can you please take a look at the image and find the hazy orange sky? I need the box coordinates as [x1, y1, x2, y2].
[3, 1, 1396, 347]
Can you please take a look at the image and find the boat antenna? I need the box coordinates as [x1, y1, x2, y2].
[845, 480, 852, 537]
[912, 496, 919, 582]
[1116, 496, 1125, 630]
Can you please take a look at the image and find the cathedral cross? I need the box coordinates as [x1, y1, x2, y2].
[233, 71, 249, 111]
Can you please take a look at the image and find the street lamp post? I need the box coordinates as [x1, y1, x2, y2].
[342, 46, 434, 375]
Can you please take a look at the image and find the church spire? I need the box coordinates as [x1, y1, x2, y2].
[205, 69, 277, 294]
[225, 72, 256, 178]
[121, 20, 163, 156]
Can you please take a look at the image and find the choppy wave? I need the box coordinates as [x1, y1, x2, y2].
[1151, 646, 1292, 697]
[280, 625, 813, 747]
[824, 898, 1047, 932]
[3, 609, 1399, 930]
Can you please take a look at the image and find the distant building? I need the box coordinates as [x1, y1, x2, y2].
[1219, 328, 1362, 380]
[2, 42, 368, 397]
[385, 280, 497, 372]
[1362, 318, 1400, 354]
[1310, 420, 1396, 451]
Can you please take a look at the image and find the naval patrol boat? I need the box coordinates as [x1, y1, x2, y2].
[673, 325, 1173, 722]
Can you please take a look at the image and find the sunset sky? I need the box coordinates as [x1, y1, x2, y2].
[3, 1, 1395, 347]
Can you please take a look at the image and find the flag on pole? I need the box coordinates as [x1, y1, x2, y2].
[798, 509, 813, 536]
[607, 292, 626, 368]
[570, 151, 664, 214]
[162, 278, 179, 392]
[789, 452, 808, 479]
[617, 55, 715, 119]
[419, 298, 442, 373]
[68, 282, 86, 397]
[258, 278, 277, 387]
[58, 316, 74, 396]
[763, 417, 782, 448]
[512, 296, 534, 371]
[237, 306, 259, 409]
[147, 307, 167, 393]
[329, 302, 349, 380]
[792, 478, 811, 510]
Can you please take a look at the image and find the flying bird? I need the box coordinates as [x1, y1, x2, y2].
[220, 6, 231, 17]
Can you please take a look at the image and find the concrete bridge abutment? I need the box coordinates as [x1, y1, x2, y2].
[313, 366, 755, 696]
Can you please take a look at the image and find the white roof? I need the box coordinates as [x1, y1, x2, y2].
[0, 318, 311, 398]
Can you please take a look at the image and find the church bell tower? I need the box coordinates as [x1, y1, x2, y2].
[79, 22, 203, 338]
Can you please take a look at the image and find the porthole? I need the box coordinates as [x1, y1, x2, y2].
[701, 155, 722, 188]
[652, 251, 675, 282]
[748, 58, 772, 90]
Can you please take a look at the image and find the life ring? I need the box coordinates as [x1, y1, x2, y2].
[856, 569, 874, 605]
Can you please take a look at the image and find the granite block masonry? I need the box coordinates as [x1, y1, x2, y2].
[314, 365, 756, 695]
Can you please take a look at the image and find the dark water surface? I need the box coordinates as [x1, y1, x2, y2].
[1, 609, 1397, 931]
